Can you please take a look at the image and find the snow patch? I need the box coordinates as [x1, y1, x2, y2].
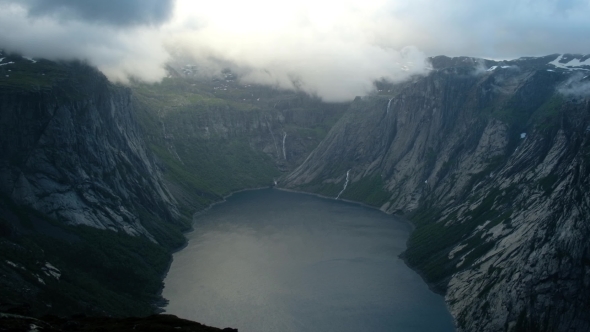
[43, 262, 61, 280]
[475, 220, 492, 232]
[34, 274, 45, 285]
[485, 223, 509, 242]
[549, 54, 590, 71]
[6, 260, 25, 270]
[456, 249, 475, 268]
[486, 66, 498, 72]
[449, 243, 468, 260]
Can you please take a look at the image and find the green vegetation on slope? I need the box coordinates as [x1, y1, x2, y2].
[131, 78, 280, 212]
[0, 55, 109, 101]
[0, 197, 173, 317]
[341, 175, 390, 207]
[404, 185, 517, 291]
[1, 57, 346, 318]
[131, 74, 344, 213]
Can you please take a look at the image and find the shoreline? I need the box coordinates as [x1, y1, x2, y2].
[156, 185, 450, 325]
[155, 185, 273, 312]
[275, 187, 416, 231]
[275, 187, 444, 295]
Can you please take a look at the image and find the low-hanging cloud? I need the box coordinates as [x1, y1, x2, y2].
[558, 73, 590, 97]
[1, 0, 590, 101]
[167, 0, 431, 101]
[0, 2, 170, 83]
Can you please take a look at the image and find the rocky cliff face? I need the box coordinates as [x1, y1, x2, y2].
[131, 77, 345, 209]
[0, 55, 187, 316]
[159, 101, 342, 170]
[282, 54, 590, 331]
[0, 55, 346, 316]
[0, 57, 180, 240]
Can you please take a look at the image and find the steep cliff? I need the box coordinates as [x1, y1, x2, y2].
[0, 58, 181, 238]
[0, 53, 346, 317]
[282, 54, 590, 331]
[131, 75, 345, 210]
[0, 54, 188, 316]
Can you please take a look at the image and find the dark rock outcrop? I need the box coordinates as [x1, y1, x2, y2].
[0, 58, 180, 240]
[0, 56, 187, 317]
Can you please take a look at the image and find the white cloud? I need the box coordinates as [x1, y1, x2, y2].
[165, 0, 430, 101]
[558, 73, 590, 96]
[0, 3, 169, 83]
[1, 0, 590, 101]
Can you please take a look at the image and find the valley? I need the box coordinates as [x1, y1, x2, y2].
[1, 51, 590, 331]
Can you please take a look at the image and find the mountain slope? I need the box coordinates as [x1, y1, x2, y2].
[0, 54, 188, 316]
[131, 74, 346, 211]
[282, 54, 590, 331]
[0, 53, 347, 318]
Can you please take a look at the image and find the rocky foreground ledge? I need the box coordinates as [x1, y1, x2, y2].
[0, 313, 238, 332]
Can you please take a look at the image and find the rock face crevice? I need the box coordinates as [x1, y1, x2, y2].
[0, 57, 194, 316]
[282, 55, 590, 331]
[0, 62, 180, 241]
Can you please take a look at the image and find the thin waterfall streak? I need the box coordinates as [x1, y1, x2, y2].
[387, 98, 393, 114]
[267, 121, 280, 158]
[169, 145, 184, 165]
[282, 132, 287, 160]
[160, 112, 183, 164]
[336, 170, 351, 200]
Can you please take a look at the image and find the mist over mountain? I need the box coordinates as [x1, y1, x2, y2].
[1, 0, 590, 101]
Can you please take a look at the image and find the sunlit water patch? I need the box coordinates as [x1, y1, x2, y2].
[163, 189, 455, 332]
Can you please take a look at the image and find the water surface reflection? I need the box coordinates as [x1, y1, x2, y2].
[163, 189, 455, 332]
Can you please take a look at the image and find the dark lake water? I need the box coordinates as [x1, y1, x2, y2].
[162, 189, 455, 332]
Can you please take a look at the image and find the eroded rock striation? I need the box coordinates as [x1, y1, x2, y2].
[0, 56, 187, 316]
[0, 59, 180, 239]
[283, 54, 590, 331]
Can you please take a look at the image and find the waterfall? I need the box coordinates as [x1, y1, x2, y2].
[282, 132, 287, 160]
[169, 145, 184, 165]
[267, 121, 280, 158]
[387, 98, 393, 114]
[336, 170, 350, 200]
[160, 112, 184, 164]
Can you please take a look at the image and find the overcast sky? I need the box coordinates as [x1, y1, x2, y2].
[1, 0, 589, 101]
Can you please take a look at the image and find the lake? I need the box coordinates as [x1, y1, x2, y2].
[162, 189, 455, 332]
